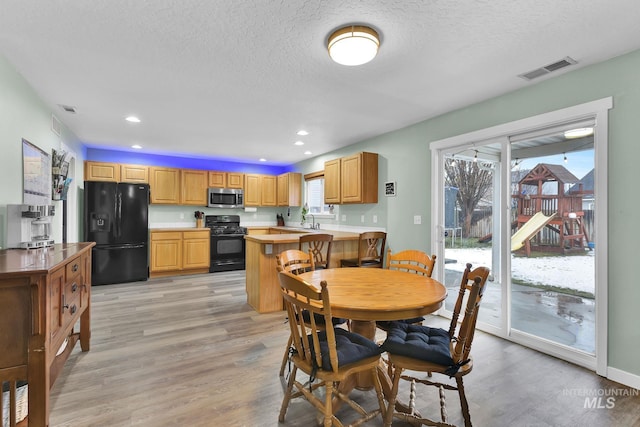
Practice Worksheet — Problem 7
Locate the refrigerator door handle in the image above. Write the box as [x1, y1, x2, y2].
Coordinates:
[116, 191, 122, 238]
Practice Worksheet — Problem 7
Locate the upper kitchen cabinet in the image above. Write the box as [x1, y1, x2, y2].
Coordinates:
[244, 174, 277, 207]
[120, 164, 149, 183]
[208, 171, 245, 189]
[342, 152, 378, 203]
[324, 158, 341, 204]
[85, 161, 120, 182]
[227, 172, 244, 189]
[277, 172, 302, 207]
[324, 152, 378, 204]
[244, 174, 261, 206]
[181, 169, 208, 206]
[149, 167, 181, 204]
[261, 175, 277, 207]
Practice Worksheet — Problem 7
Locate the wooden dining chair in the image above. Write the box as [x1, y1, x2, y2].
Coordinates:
[340, 231, 387, 268]
[276, 249, 346, 376]
[277, 271, 386, 426]
[299, 233, 333, 269]
[381, 263, 490, 427]
[376, 249, 437, 332]
[276, 249, 315, 275]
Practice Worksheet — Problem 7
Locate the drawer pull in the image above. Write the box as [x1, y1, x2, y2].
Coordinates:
[70, 305, 77, 315]
[71, 283, 78, 293]
[62, 294, 69, 311]
[72, 264, 79, 272]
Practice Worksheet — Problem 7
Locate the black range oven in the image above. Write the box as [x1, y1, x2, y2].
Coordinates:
[205, 214, 247, 273]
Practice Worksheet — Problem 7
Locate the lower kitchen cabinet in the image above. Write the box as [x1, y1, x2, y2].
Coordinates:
[150, 229, 210, 277]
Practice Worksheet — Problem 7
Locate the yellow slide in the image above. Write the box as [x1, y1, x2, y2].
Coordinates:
[511, 212, 555, 251]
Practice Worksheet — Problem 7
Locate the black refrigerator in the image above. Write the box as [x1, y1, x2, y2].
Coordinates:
[84, 181, 149, 285]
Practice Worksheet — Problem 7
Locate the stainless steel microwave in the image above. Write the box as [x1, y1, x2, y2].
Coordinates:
[207, 188, 244, 208]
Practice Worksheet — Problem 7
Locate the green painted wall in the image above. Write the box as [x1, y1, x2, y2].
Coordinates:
[295, 48, 640, 379]
[0, 54, 85, 246]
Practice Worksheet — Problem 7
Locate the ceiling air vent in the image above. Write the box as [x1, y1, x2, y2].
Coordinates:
[58, 104, 77, 113]
[518, 56, 577, 81]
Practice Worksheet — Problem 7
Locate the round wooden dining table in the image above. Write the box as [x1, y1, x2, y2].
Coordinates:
[297, 267, 447, 339]
[297, 267, 448, 406]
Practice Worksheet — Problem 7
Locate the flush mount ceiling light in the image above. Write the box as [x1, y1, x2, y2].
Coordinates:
[125, 116, 141, 123]
[564, 127, 593, 139]
[327, 25, 380, 66]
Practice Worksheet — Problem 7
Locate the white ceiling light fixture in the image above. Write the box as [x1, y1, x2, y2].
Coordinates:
[131, 144, 142, 149]
[297, 130, 309, 136]
[328, 25, 380, 66]
[564, 127, 593, 139]
[125, 116, 141, 123]
[294, 141, 304, 146]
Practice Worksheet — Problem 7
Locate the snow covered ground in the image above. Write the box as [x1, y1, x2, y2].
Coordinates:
[445, 247, 595, 294]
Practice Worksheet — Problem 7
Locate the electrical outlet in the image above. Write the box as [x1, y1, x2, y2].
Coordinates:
[361, 215, 365, 223]
[373, 215, 378, 223]
[414, 215, 421, 225]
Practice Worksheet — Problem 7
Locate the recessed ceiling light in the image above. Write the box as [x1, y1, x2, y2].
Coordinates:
[125, 116, 141, 123]
[564, 127, 594, 138]
[259, 158, 267, 162]
[131, 144, 142, 149]
[297, 130, 309, 136]
[294, 141, 304, 146]
[304, 151, 312, 155]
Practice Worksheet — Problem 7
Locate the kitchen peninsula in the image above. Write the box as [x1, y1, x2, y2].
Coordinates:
[245, 227, 363, 313]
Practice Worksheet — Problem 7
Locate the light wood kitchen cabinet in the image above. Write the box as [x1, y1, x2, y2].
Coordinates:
[150, 229, 210, 277]
[227, 172, 244, 189]
[277, 172, 302, 206]
[85, 161, 120, 182]
[261, 175, 277, 206]
[181, 169, 208, 205]
[209, 171, 245, 189]
[324, 152, 378, 204]
[208, 171, 226, 188]
[149, 167, 181, 204]
[182, 230, 211, 269]
[120, 164, 149, 183]
[324, 158, 341, 204]
[244, 173, 261, 206]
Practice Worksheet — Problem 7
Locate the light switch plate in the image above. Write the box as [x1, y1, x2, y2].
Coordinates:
[414, 215, 421, 224]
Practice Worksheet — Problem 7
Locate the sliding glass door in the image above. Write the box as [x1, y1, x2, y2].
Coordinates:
[430, 99, 610, 373]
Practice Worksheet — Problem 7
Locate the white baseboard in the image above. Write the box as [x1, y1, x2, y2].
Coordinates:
[607, 366, 640, 390]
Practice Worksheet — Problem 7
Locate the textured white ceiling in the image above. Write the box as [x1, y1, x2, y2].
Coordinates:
[2, 1, 640, 165]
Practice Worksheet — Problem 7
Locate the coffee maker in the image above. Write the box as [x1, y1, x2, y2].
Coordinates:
[6, 204, 56, 249]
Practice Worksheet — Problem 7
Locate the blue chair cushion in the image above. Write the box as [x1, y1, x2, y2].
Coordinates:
[376, 317, 424, 330]
[381, 321, 454, 366]
[312, 328, 382, 371]
[301, 310, 347, 326]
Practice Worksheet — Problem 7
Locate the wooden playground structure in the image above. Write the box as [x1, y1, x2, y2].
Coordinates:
[512, 163, 591, 256]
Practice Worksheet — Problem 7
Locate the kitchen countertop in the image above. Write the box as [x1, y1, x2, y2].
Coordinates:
[149, 227, 209, 232]
[244, 227, 362, 243]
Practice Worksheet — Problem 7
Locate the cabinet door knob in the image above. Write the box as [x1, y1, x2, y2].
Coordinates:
[70, 305, 77, 315]
[72, 264, 79, 272]
[71, 283, 78, 293]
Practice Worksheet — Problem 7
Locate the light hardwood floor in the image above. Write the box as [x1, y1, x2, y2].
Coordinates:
[50, 271, 640, 427]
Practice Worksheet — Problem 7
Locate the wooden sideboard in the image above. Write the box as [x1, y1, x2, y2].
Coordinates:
[0, 242, 94, 427]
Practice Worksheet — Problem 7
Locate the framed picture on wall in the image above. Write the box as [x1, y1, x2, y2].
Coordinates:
[22, 138, 51, 205]
[385, 181, 396, 197]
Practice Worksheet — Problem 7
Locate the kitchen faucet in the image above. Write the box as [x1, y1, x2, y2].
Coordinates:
[309, 214, 316, 229]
